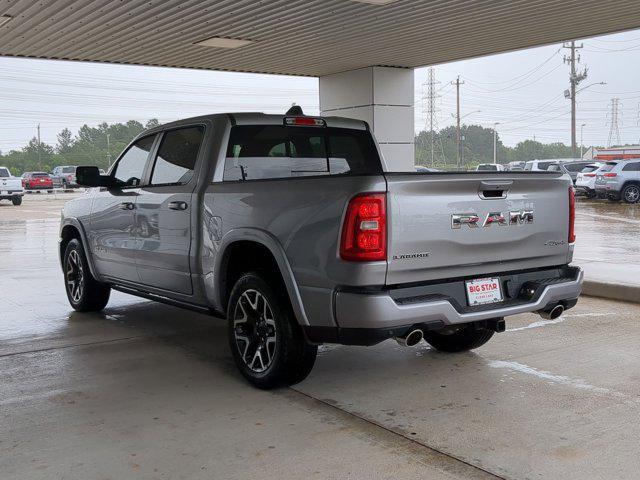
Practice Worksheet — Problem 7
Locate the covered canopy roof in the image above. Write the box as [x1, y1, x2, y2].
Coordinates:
[2, 0, 640, 77]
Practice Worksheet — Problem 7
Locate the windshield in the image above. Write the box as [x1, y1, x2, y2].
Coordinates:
[0, 168, 9, 178]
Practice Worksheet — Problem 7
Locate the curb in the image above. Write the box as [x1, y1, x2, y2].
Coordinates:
[581, 280, 640, 304]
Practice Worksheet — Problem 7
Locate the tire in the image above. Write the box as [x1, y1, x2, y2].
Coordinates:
[63, 238, 111, 312]
[11, 196, 22, 206]
[607, 195, 619, 202]
[423, 323, 495, 353]
[227, 272, 317, 389]
[622, 184, 640, 204]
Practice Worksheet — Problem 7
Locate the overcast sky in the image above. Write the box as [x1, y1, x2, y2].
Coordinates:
[2, 28, 640, 152]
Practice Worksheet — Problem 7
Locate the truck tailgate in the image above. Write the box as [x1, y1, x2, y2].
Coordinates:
[384, 173, 572, 285]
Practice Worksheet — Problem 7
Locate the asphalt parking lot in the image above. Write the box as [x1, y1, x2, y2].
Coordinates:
[2, 194, 639, 480]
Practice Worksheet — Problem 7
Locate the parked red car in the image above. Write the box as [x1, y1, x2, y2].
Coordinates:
[22, 172, 54, 191]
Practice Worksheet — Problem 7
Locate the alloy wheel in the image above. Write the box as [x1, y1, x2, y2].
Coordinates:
[624, 185, 640, 203]
[233, 289, 277, 373]
[65, 249, 84, 303]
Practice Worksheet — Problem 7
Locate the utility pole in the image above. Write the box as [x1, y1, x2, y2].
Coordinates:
[37, 123, 41, 170]
[451, 76, 464, 168]
[563, 41, 587, 157]
[607, 98, 621, 147]
[580, 123, 586, 159]
[493, 122, 500, 164]
[106, 133, 112, 167]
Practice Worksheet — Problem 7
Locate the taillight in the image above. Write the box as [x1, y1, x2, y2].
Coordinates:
[340, 193, 387, 261]
[604, 172, 617, 178]
[584, 173, 595, 177]
[568, 187, 576, 244]
[67, 174, 73, 181]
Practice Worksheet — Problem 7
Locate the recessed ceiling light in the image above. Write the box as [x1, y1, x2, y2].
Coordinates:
[351, 0, 398, 4]
[0, 15, 13, 27]
[194, 36, 253, 49]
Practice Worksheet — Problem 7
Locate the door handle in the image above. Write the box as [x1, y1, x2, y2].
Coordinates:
[120, 202, 135, 210]
[168, 201, 188, 211]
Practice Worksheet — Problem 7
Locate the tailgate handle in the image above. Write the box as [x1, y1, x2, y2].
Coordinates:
[479, 180, 512, 200]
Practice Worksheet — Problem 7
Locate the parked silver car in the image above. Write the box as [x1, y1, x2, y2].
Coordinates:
[594, 160, 640, 203]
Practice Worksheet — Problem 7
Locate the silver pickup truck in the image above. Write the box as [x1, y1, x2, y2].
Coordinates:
[60, 111, 583, 388]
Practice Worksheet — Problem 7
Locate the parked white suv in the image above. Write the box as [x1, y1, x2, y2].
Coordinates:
[575, 163, 605, 198]
[0, 166, 25, 206]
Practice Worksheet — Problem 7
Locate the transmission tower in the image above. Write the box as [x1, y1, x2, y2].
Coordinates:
[606, 98, 621, 147]
[421, 67, 446, 167]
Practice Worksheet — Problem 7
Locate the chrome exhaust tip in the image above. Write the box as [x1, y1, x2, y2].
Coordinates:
[538, 304, 565, 320]
[395, 329, 424, 347]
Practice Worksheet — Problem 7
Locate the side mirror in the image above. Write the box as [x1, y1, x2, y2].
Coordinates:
[76, 166, 112, 187]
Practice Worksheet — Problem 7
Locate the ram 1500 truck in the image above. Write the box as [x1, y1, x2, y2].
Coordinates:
[0, 166, 25, 205]
[60, 111, 583, 389]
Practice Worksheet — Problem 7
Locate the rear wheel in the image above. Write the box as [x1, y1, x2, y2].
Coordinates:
[622, 184, 640, 204]
[63, 238, 111, 312]
[11, 196, 22, 206]
[423, 324, 495, 353]
[227, 272, 317, 389]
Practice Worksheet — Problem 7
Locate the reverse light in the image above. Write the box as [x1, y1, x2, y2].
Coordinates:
[340, 193, 387, 261]
[568, 187, 576, 244]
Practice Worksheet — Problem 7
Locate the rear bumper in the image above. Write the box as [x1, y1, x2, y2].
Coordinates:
[308, 266, 582, 345]
[0, 190, 24, 198]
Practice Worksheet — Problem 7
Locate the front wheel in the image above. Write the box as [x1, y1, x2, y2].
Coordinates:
[63, 238, 111, 312]
[12, 196, 22, 206]
[227, 272, 317, 389]
[622, 184, 640, 204]
[423, 324, 495, 353]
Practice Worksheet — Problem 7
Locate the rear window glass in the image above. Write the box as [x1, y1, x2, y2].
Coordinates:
[599, 163, 617, 173]
[537, 161, 554, 170]
[0, 168, 9, 178]
[33, 172, 49, 177]
[581, 165, 599, 173]
[563, 163, 587, 172]
[61, 167, 76, 174]
[151, 126, 204, 185]
[223, 125, 381, 181]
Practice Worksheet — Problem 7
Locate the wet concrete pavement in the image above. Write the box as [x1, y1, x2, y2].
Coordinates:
[2, 194, 640, 479]
[574, 197, 640, 287]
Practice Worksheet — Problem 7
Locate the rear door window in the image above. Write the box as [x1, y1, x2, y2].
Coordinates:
[113, 135, 156, 187]
[150, 126, 204, 186]
[223, 125, 381, 181]
[622, 162, 640, 172]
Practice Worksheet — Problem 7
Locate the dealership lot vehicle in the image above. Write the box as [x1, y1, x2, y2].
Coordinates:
[559, 160, 593, 184]
[595, 160, 640, 203]
[52, 165, 78, 189]
[22, 171, 54, 192]
[60, 111, 583, 389]
[0, 166, 25, 205]
[475, 163, 505, 171]
[575, 163, 605, 197]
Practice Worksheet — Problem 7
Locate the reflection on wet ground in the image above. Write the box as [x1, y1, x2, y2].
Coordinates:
[574, 198, 640, 286]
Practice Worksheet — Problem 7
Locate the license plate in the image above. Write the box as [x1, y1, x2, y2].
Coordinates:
[465, 277, 503, 306]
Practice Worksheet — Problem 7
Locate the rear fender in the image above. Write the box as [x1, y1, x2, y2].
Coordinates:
[212, 228, 310, 326]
